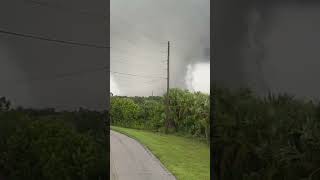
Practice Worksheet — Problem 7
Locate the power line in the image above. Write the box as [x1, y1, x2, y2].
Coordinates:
[110, 71, 167, 79]
[110, 52, 168, 67]
[114, 76, 165, 83]
[4, 66, 109, 85]
[2, 65, 166, 85]
[111, 59, 167, 68]
[111, 58, 167, 67]
[114, 79, 165, 86]
[0, 29, 109, 49]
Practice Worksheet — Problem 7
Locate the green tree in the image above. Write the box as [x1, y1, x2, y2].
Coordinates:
[110, 97, 141, 128]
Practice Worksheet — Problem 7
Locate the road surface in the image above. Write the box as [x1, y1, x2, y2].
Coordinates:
[110, 130, 176, 180]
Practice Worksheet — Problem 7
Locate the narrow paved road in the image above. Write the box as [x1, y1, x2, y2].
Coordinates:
[110, 130, 176, 180]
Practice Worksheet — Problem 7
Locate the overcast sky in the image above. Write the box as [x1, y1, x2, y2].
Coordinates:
[212, 1, 320, 101]
[110, 0, 210, 96]
[0, 0, 108, 110]
[0, 0, 210, 110]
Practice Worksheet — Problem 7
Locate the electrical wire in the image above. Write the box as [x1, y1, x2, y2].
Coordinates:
[2, 65, 167, 85]
[112, 74, 164, 82]
[115, 80, 165, 87]
[4, 66, 109, 85]
[0, 0, 175, 96]
[0, 29, 109, 49]
[111, 59, 167, 68]
[112, 76, 165, 84]
[110, 71, 166, 79]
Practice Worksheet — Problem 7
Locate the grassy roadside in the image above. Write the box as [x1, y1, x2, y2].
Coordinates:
[111, 126, 210, 180]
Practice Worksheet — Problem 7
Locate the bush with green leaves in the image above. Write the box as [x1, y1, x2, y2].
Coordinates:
[1, 120, 99, 179]
[0, 98, 107, 180]
[166, 88, 210, 140]
[212, 86, 320, 180]
[110, 89, 210, 141]
[139, 99, 165, 130]
[110, 97, 142, 128]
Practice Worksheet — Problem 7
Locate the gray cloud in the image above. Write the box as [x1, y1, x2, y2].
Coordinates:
[213, 0, 320, 101]
[111, 0, 210, 96]
[0, 0, 108, 110]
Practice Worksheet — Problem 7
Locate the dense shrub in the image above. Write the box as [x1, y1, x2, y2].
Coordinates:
[0, 98, 107, 180]
[110, 97, 141, 128]
[139, 99, 165, 130]
[110, 88, 210, 141]
[167, 89, 210, 140]
[212, 86, 320, 180]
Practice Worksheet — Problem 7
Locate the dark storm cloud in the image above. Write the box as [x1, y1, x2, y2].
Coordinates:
[0, 0, 109, 110]
[111, 0, 210, 96]
[213, 0, 320, 100]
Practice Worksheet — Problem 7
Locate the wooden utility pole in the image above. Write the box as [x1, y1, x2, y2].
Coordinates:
[165, 41, 170, 132]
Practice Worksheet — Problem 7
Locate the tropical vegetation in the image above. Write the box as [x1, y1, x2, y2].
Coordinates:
[0, 97, 108, 180]
[110, 88, 210, 142]
[111, 85, 320, 179]
[212, 85, 320, 180]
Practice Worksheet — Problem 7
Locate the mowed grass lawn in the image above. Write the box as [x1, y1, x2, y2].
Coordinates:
[111, 126, 210, 180]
